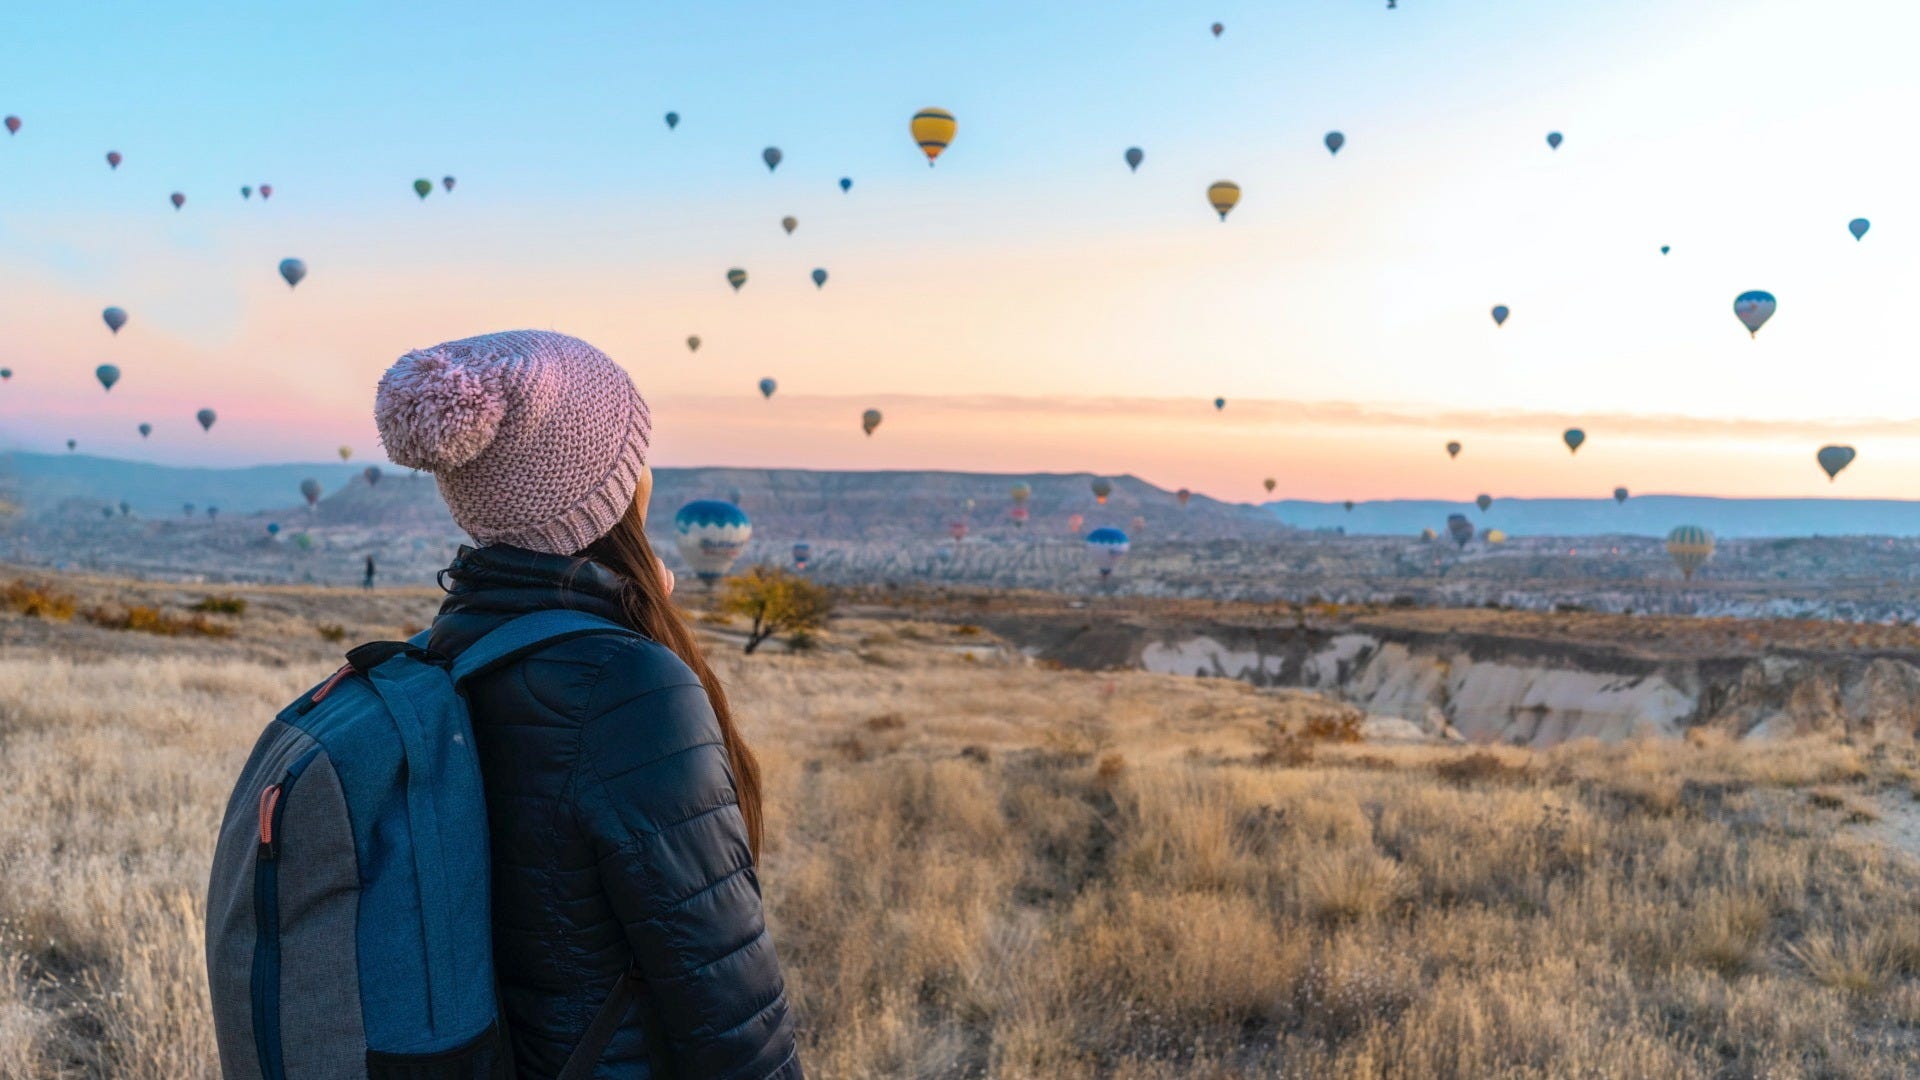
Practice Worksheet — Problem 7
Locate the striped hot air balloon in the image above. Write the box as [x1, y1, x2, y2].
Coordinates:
[1086, 527, 1130, 577]
[674, 500, 752, 587]
[1666, 526, 1714, 581]
[910, 108, 956, 165]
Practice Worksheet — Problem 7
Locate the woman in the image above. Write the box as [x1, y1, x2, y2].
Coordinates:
[375, 330, 802, 1079]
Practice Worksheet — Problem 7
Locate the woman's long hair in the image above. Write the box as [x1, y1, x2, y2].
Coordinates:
[580, 500, 764, 859]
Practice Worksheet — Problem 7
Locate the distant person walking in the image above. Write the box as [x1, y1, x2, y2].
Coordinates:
[371, 331, 802, 1078]
[362, 554, 376, 590]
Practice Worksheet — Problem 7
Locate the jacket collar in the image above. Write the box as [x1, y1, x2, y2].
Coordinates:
[430, 544, 630, 657]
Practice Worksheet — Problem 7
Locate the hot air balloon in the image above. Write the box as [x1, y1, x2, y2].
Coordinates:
[1009, 506, 1029, 527]
[267, 522, 281, 536]
[259, 184, 273, 199]
[196, 408, 216, 431]
[1086, 527, 1130, 577]
[103, 307, 127, 334]
[119, 500, 130, 516]
[759, 378, 777, 399]
[910, 108, 956, 165]
[297, 478, 322, 507]
[1324, 131, 1345, 155]
[1446, 441, 1462, 459]
[1125, 147, 1144, 172]
[1846, 217, 1869, 241]
[1091, 478, 1112, 504]
[294, 533, 313, 551]
[338, 446, 352, 461]
[278, 258, 307, 288]
[1, 369, 11, 380]
[839, 177, 852, 192]
[1210, 22, 1224, 37]
[3, 116, 18, 135]
[1067, 513, 1085, 534]
[727, 268, 748, 291]
[182, 503, 196, 517]
[1475, 494, 1492, 513]
[791, 542, 811, 570]
[1614, 487, 1629, 504]
[664, 112, 679, 130]
[1207, 181, 1240, 221]
[66, 439, 76, 452]
[1176, 489, 1192, 508]
[1546, 132, 1563, 150]
[170, 192, 186, 210]
[106, 151, 122, 169]
[442, 176, 456, 193]
[1446, 513, 1474, 548]
[686, 336, 701, 352]
[138, 423, 151, 438]
[762, 147, 782, 172]
[1486, 530, 1508, 545]
[1733, 291, 1775, 337]
[1263, 477, 1277, 494]
[781, 216, 797, 235]
[1666, 526, 1714, 581]
[811, 268, 828, 289]
[1213, 397, 1226, 411]
[1011, 482, 1031, 505]
[1421, 528, 1438, 542]
[241, 186, 252, 199]
[1563, 428, 1586, 454]
[95, 364, 120, 392]
[949, 520, 969, 542]
[674, 500, 752, 587]
[207, 506, 218, 520]
[364, 466, 382, 487]
[413, 178, 432, 199]
[1660, 245, 1670, 255]
[862, 409, 882, 436]
[1343, 500, 1355, 513]
[1817, 445, 1857, 481]
[1491, 305, 1509, 327]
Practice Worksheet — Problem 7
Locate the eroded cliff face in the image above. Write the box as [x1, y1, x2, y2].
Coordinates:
[987, 611, 1920, 747]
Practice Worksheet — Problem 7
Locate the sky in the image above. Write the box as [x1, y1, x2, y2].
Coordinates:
[2, 0, 1917, 503]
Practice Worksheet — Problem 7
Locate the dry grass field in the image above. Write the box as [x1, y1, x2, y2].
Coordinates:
[6, 571, 1920, 1077]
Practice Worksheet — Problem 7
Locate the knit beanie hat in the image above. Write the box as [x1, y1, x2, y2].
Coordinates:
[374, 330, 650, 554]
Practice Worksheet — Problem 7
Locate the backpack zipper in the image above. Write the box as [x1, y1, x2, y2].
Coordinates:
[251, 747, 321, 1080]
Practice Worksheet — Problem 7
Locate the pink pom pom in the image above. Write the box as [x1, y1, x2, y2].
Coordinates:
[374, 347, 508, 470]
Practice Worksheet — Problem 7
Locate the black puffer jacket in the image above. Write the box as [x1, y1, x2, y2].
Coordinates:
[430, 545, 802, 1080]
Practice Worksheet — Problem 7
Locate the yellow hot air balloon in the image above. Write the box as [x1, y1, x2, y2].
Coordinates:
[911, 108, 956, 166]
[1207, 180, 1240, 221]
[338, 445, 352, 462]
[1485, 529, 1508, 545]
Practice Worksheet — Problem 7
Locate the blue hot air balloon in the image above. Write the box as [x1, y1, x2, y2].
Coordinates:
[96, 364, 121, 391]
[267, 522, 281, 536]
[1817, 444, 1856, 481]
[279, 258, 307, 288]
[839, 177, 852, 192]
[1491, 305, 1510, 326]
[1324, 131, 1345, 155]
[1213, 397, 1226, 411]
[792, 542, 811, 570]
[1849, 218, 1870, 241]
[762, 147, 782, 172]
[1660, 245, 1670, 255]
[811, 268, 828, 289]
[1086, 527, 1130, 577]
[138, 422, 151, 438]
[1125, 147, 1144, 172]
[1733, 291, 1776, 337]
[665, 112, 679, 130]
[758, 378, 777, 399]
[1546, 131, 1563, 150]
[674, 500, 752, 587]
[1563, 428, 1586, 454]
[1446, 513, 1474, 549]
[103, 307, 128, 334]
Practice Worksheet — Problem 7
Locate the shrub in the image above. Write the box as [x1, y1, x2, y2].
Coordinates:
[316, 623, 348, 643]
[3, 580, 78, 620]
[83, 605, 233, 637]
[190, 595, 248, 615]
[1435, 750, 1528, 787]
[720, 566, 834, 654]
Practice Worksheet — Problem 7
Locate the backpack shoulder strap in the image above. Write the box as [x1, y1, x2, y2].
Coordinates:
[556, 968, 642, 1080]
[450, 609, 635, 687]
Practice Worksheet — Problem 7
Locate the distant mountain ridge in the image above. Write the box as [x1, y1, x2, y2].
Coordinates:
[1270, 497, 1920, 539]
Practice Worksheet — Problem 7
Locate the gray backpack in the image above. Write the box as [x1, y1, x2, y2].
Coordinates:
[206, 610, 638, 1079]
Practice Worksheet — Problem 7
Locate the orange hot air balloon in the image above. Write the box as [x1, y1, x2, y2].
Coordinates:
[910, 108, 956, 166]
[1067, 513, 1084, 534]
